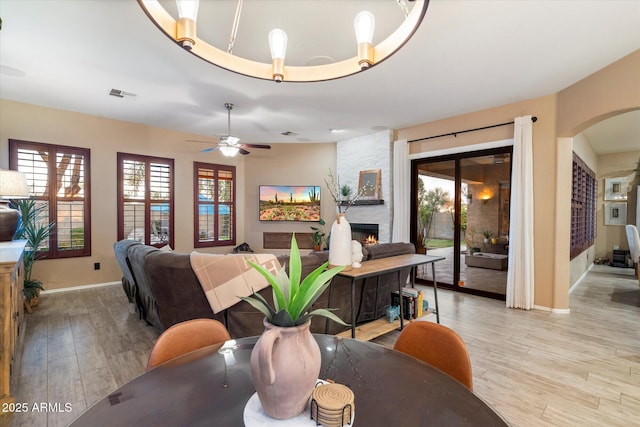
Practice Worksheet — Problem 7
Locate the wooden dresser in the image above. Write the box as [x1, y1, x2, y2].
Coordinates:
[0, 240, 26, 407]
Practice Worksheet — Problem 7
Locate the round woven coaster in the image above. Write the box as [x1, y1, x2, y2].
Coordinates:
[311, 383, 354, 426]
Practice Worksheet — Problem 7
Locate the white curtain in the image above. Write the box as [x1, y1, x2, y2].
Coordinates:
[392, 139, 410, 243]
[506, 115, 535, 309]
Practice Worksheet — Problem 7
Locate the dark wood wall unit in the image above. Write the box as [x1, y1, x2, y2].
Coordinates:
[263, 232, 314, 249]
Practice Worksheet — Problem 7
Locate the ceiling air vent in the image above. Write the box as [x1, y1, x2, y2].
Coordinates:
[281, 131, 298, 136]
[109, 88, 136, 99]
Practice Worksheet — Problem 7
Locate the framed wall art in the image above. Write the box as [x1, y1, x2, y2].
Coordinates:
[604, 202, 627, 226]
[604, 177, 627, 201]
[259, 185, 320, 221]
[358, 169, 381, 200]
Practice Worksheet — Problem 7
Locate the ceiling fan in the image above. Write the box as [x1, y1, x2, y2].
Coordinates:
[189, 103, 271, 156]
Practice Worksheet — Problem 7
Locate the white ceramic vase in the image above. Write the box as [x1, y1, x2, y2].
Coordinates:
[328, 213, 352, 267]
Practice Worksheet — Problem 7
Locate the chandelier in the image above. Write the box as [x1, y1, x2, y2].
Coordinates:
[138, 0, 428, 82]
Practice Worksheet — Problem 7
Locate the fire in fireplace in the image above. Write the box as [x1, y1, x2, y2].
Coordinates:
[351, 223, 379, 246]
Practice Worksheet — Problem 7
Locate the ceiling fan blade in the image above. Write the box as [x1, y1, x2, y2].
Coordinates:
[200, 146, 220, 153]
[240, 143, 271, 150]
[187, 139, 217, 144]
[238, 148, 250, 155]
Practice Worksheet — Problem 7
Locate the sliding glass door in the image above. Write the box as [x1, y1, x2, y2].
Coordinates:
[412, 147, 512, 299]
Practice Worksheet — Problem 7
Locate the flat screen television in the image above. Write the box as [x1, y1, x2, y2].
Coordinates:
[259, 185, 321, 222]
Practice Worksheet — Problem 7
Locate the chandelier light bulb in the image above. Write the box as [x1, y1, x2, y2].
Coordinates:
[139, 0, 428, 82]
[176, 0, 199, 21]
[268, 29, 288, 60]
[175, 0, 200, 49]
[268, 28, 288, 82]
[354, 11, 375, 44]
[354, 11, 375, 69]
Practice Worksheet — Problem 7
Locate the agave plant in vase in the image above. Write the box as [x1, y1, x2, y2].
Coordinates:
[241, 234, 346, 420]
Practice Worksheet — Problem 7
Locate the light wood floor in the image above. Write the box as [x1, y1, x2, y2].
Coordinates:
[5, 265, 640, 427]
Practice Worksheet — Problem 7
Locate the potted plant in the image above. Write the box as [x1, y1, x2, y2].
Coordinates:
[310, 218, 325, 251]
[241, 234, 346, 419]
[13, 198, 55, 312]
[482, 229, 494, 244]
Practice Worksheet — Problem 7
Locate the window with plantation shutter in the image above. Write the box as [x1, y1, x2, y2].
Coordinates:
[194, 162, 236, 247]
[9, 139, 91, 258]
[570, 153, 597, 259]
[118, 153, 174, 248]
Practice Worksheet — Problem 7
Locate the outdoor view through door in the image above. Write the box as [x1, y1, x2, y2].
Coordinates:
[412, 147, 512, 299]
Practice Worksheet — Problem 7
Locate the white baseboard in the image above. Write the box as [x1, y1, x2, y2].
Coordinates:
[532, 304, 571, 314]
[42, 281, 120, 294]
[569, 262, 594, 294]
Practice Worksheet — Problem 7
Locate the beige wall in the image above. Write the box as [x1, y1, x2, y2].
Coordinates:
[399, 95, 561, 309]
[595, 151, 640, 259]
[557, 50, 640, 137]
[398, 50, 640, 311]
[3, 50, 638, 300]
[243, 143, 337, 256]
[0, 100, 336, 289]
[0, 99, 248, 290]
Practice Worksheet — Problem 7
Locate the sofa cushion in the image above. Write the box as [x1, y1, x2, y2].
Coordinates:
[113, 240, 141, 305]
[127, 244, 162, 330]
[144, 251, 223, 332]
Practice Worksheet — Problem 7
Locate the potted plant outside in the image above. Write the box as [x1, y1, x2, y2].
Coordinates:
[241, 234, 347, 419]
[482, 230, 494, 244]
[13, 198, 55, 312]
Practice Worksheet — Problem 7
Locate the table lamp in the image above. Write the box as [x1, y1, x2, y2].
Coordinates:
[0, 169, 29, 241]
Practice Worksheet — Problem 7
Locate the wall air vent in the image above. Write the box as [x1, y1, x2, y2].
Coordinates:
[109, 88, 137, 99]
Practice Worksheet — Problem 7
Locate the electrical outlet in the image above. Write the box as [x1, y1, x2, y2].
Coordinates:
[94, 262, 100, 270]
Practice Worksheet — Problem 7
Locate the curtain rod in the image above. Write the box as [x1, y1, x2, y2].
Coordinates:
[408, 116, 537, 143]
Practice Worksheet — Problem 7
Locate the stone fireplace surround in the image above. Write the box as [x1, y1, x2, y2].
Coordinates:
[336, 130, 394, 244]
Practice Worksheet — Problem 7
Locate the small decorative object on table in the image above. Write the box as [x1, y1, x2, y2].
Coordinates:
[241, 235, 347, 420]
[386, 305, 400, 323]
[351, 240, 363, 268]
[310, 382, 355, 427]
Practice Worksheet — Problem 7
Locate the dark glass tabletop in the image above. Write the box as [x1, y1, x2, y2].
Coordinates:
[69, 334, 508, 426]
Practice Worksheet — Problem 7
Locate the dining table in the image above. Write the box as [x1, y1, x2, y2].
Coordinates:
[69, 334, 509, 426]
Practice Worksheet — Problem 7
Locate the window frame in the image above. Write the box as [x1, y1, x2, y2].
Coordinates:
[9, 139, 92, 258]
[193, 162, 236, 248]
[117, 153, 175, 248]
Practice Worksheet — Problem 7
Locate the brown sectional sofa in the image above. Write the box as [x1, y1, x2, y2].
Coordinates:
[114, 240, 415, 338]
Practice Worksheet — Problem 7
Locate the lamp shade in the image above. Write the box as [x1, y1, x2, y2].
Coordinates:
[0, 169, 29, 199]
[0, 169, 29, 241]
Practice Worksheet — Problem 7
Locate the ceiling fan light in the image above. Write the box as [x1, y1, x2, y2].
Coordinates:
[220, 146, 240, 157]
[355, 11, 375, 69]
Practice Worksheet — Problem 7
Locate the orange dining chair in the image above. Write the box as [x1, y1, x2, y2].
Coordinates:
[146, 318, 231, 370]
[393, 321, 473, 390]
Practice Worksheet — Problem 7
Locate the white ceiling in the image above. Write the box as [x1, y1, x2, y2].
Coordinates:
[0, 0, 639, 151]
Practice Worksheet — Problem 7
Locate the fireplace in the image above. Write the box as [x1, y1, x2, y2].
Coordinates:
[351, 223, 379, 246]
